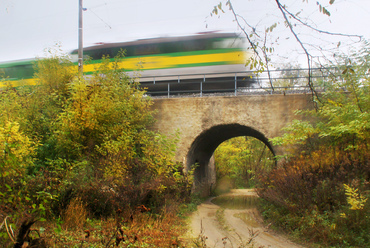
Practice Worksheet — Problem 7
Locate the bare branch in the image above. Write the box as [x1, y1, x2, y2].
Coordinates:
[275, 0, 320, 106]
[235, 14, 261, 38]
[262, 32, 274, 90]
[226, 1, 261, 59]
[227, 0, 275, 90]
[279, 4, 362, 40]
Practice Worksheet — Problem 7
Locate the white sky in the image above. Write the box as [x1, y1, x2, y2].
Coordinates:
[1, 0, 369, 66]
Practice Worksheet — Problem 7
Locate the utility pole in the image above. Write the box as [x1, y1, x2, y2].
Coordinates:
[78, 0, 83, 76]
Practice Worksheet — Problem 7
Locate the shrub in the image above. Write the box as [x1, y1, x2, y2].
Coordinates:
[0, 51, 193, 223]
[259, 44, 370, 247]
[62, 197, 88, 230]
[257, 146, 370, 246]
[214, 136, 275, 190]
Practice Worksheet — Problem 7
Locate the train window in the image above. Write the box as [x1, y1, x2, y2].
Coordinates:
[86, 48, 115, 60]
[19, 64, 34, 78]
[0, 68, 5, 77]
[160, 42, 182, 54]
[212, 38, 244, 49]
[182, 39, 207, 52]
[1, 63, 34, 79]
[110, 48, 120, 57]
[85, 49, 102, 60]
[74, 35, 243, 60]
[121, 46, 135, 57]
[85, 45, 145, 59]
[134, 44, 160, 56]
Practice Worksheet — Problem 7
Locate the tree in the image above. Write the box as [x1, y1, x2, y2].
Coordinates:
[214, 136, 274, 191]
[212, 0, 363, 105]
[256, 43, 370, 247]
[0, 52, 191, 220]
[271, 42, 370, 151]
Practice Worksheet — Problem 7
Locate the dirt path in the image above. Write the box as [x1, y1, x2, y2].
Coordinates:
[186, 189, 305, 248]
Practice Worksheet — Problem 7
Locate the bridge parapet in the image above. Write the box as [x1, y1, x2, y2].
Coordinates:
[142, 67, 339, 98]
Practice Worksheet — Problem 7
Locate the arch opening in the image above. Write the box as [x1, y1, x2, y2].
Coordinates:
[186, 123, 276, 195]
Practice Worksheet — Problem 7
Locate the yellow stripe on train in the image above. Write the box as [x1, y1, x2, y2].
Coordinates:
[0, 78, 38, 88]
[83, 51, 246, 73]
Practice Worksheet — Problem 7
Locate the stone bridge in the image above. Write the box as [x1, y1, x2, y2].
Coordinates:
[150, 94, 312, 195]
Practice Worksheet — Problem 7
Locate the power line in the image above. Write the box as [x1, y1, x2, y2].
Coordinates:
[87, 8, 112, 29]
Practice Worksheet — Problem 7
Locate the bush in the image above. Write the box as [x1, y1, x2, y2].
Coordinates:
[62, 197, 88, 230]
[257, 145, 370, 246]
[0, 52, 193, 223]
[259, 43, 370, 247]
[214, 136, 275, 190]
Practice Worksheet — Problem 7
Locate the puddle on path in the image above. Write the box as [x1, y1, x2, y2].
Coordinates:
[234, 211, 260, 228]
[211, 194, 259, 210]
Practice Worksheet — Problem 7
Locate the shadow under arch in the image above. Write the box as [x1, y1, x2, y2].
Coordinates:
[186, 123, 276, 194]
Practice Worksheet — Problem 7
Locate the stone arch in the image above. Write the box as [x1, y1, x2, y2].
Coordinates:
[185, 123, 275, 195]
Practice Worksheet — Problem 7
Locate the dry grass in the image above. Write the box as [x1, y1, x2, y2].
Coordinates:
[31, 207, 188, 247]
[62, 197, 88, 230]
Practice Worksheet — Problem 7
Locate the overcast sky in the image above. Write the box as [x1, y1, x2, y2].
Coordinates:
[1, 0, 369, 65]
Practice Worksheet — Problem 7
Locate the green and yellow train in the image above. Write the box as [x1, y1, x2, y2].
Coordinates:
[0, 33, 255, 95]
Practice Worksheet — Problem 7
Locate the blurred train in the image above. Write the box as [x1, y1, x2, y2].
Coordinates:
[0, 33, 255, 95]
[0, 59, 36, 87]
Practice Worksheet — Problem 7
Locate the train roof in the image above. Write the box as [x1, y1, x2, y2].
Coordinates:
[71, 32, 242, 54]
[0, 58, 36, 67]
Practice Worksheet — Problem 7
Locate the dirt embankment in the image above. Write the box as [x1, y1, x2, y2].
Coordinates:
[186, 189, 305, 248]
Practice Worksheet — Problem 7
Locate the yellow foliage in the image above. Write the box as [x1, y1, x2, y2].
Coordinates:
[0, 121, 35, 178]
[343, 184, 368, 210]
[0, 122, 32, 158]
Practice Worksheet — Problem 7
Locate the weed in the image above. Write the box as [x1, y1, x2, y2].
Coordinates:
[62, 197, 88, 230]
[192, 220, 208, 248]
[216, 208, 231, 232]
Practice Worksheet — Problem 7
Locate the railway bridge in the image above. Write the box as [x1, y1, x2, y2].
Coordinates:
[150, 93, 313, 195]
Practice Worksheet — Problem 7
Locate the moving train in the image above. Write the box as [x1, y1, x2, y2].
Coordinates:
[0, 32, 255, 95]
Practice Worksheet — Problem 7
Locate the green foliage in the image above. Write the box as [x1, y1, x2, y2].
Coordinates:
[34, 53, 76, 95]
[272, 43, 370, 151]
[316, 1, 332, 16]
[259, 43, 370, 247]
[54, 54, 154, 163]
[214, 136, 274, 191]
[272, 119, 318, 146]
[0, 51, 192, 228]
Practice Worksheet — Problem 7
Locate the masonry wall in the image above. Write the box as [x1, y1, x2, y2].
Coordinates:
[150, 94, 312, 164]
